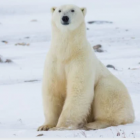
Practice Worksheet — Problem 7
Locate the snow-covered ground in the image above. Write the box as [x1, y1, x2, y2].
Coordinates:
[0, 0, 140, 138]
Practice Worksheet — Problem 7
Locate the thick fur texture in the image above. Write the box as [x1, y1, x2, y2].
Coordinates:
[38, 5, 135, 131]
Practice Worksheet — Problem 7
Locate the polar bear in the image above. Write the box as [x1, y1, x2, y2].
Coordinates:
[38, 5, 134, 131]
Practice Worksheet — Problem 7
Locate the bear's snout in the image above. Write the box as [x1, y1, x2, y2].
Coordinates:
[62, 16, 69, 25]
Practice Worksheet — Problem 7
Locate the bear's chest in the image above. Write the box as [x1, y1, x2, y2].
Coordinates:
[56, 61, 66, 81]
[54, 60, 67, 96]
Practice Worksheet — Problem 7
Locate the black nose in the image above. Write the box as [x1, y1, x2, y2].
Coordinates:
[62, 16, 69, 23]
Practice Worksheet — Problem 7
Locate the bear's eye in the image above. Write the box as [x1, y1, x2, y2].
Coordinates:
[59, 10, 61, 13]
[71, 9, 75, 12]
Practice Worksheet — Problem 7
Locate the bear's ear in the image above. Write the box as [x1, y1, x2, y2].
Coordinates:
[81, 7, 87, 16]
[51, 7, 57, 14]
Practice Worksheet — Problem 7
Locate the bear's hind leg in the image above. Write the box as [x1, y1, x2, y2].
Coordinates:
[86, 121, 111, 130]
[87, 75, 135, 130]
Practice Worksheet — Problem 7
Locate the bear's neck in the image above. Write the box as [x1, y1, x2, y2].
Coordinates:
[50, 22, 88, 61]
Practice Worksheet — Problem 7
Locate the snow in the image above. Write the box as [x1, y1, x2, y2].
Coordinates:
[0, 0, 140, 138]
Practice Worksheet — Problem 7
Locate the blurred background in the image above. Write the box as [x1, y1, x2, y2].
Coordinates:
[0, 0, 140, 138]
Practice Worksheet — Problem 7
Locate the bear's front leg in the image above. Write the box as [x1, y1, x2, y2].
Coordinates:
[56, 61, 94, 130]
[37, 88, 64, 131]
[38, 59, 64, 131]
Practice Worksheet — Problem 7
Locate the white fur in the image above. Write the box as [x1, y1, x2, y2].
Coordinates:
[38, 5, 135, 131]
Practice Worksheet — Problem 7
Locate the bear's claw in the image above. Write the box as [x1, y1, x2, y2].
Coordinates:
[37, 125, 54, 131]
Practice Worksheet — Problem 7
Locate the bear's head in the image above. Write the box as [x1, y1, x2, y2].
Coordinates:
[51, 5, 87, 31]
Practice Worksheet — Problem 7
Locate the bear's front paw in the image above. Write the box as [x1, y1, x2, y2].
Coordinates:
[37, 124, 54, 131]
